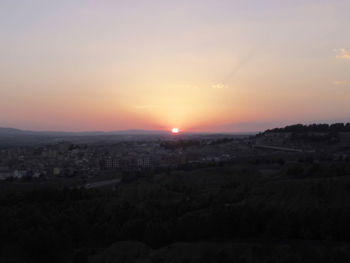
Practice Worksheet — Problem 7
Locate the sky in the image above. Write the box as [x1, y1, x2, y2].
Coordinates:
[0, 0, 349, 132]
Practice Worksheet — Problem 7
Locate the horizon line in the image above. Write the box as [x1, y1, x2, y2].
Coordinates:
[0, 126, 261, 135]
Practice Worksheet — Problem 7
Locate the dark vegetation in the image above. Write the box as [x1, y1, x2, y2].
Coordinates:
[2, 158, 350, 262]
[266, 123, 350, 133]
[260, 123, 350, 144]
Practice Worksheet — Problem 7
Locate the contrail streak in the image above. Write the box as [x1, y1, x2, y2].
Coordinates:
[222, 47, 256, 84]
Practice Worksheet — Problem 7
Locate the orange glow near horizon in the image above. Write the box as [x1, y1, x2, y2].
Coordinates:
[1, 1, 350, 132]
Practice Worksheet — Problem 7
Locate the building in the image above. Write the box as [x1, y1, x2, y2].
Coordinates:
[104, 158, 120, 169]
[137, 157, 152, 168]
[0, 166, 10, 180]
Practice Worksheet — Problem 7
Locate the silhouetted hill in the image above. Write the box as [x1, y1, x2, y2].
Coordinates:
[3, 164, 350, 262]
[265, 123, 350, 133]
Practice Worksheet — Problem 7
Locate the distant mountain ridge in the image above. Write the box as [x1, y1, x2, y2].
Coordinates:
[0, 127, 175, 146]
[0, 127, 26, 134]
[0, 127, 168, 136]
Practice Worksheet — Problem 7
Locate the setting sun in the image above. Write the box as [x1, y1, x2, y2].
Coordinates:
[171, 128, 179, 134]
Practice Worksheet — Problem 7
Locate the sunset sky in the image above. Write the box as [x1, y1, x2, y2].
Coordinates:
[1, 0, 349, 132]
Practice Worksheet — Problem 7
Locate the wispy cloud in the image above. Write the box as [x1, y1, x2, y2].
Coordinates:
[334, 48, 350, 59]
[212, 83, 228, 89]
[334, 80, 346, 85]
[333, 80, 347, 87]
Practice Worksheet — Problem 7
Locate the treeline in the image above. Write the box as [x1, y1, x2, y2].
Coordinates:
[2, 163, 350, 262]
[265, 123, 350, 133]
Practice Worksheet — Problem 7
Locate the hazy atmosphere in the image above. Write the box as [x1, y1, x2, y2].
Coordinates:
[2, 2, 350, 263]
[1, 0, 349, 132]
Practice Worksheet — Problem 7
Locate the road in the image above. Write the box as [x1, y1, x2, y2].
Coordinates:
[84, 178, 122, 189]
[253, 144, 303, 152]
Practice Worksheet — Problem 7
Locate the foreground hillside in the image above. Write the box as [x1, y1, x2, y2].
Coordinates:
[91, 240, 350, 263]
[1, 160, 350, 262]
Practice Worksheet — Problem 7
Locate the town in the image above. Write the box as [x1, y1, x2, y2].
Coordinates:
[1, 123, 350, 190]
[0, 134, 250, 184]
